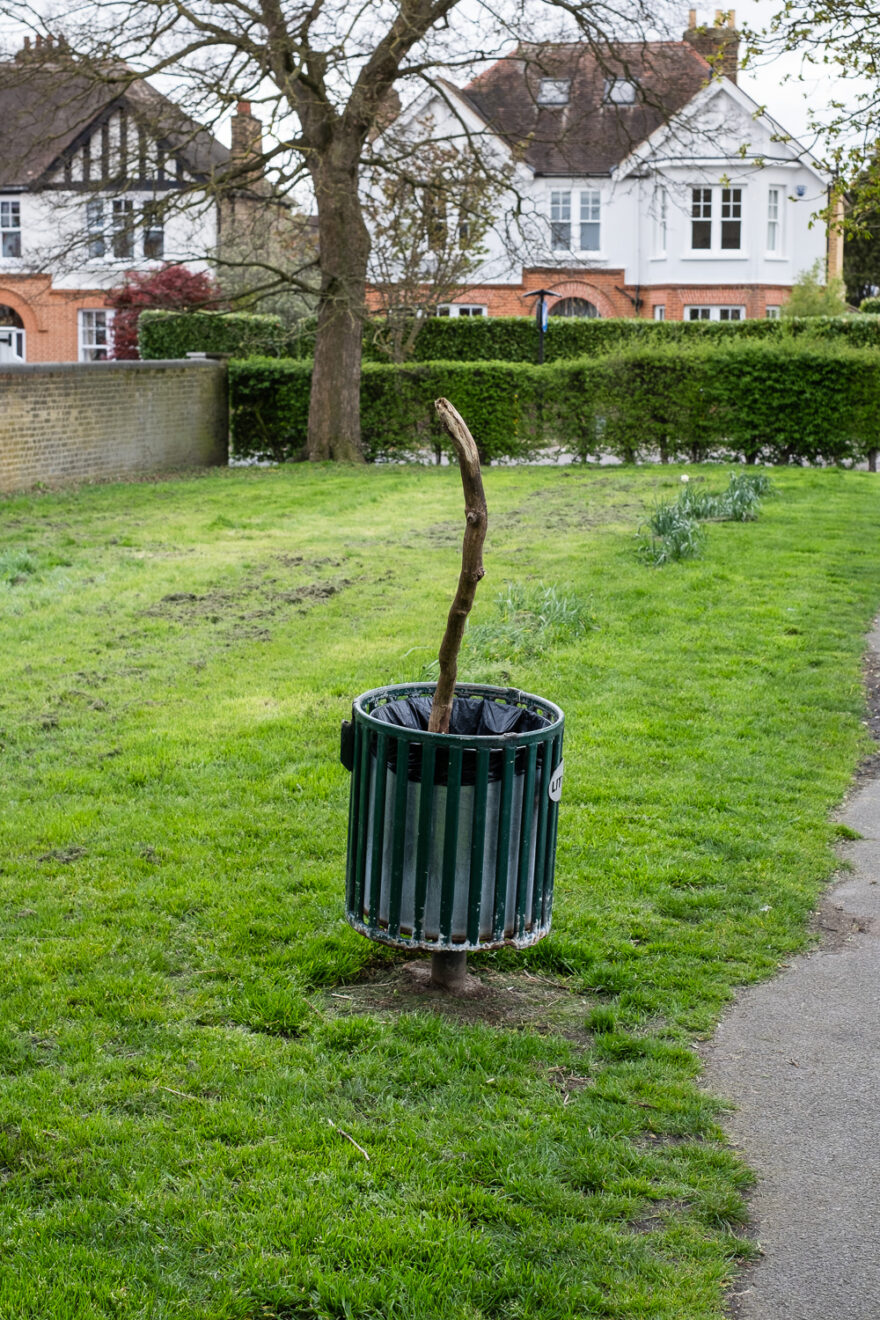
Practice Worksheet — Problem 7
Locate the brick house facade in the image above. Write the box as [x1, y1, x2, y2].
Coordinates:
[0, 39, 230, 363]
[367, 14, 834, 323]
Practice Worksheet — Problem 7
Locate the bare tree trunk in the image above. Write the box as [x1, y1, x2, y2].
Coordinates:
[307, 165, 371, 462]
[428, 399, 487, 734]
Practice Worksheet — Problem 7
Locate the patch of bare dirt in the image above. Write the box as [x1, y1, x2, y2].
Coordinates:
[144, 572, 352, 645]
[322, 962, 595, 1041]
[811, 896, 874, 952]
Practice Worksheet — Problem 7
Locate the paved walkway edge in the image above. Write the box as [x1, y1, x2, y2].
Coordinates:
[702, 621, 880, 1320]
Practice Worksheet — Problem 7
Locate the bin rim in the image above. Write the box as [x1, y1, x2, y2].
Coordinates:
[351, 681, 564, 749]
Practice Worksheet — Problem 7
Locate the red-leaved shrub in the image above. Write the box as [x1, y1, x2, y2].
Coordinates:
[107, 265, 223, 359]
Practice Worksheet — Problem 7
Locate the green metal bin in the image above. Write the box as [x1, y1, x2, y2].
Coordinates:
[341, 682, 564, 952]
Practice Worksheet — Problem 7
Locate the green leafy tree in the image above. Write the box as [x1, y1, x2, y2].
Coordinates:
[781, 261, 848, 318]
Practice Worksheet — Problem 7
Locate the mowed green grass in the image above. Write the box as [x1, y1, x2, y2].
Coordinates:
[0, 462, 878, 1319]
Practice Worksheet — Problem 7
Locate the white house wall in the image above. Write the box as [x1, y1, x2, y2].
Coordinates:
[370, 72, 831, 314]
[1, 188, 218, 290]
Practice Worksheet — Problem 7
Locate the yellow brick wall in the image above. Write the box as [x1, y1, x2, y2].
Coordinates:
[0, 361, 228, 493]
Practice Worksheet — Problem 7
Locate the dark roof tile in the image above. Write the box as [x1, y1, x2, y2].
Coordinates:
[462, 41, 712, 175]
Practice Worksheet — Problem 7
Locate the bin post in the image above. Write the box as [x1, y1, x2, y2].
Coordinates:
[430, 951, 468, 992]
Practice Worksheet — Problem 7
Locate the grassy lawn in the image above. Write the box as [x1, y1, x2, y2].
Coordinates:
[0, 461, 878, 1319]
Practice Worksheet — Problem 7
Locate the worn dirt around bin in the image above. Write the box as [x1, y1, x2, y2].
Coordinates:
[322, 962, 594, 1044]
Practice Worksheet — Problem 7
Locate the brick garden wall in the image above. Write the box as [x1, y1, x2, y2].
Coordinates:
[0, 360, 228, 494]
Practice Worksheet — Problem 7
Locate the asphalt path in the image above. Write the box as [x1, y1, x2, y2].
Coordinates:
[702, 624, 880, 1319]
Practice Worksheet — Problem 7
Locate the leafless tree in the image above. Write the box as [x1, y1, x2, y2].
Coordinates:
[2, 0, 685, 460]
[363, 126, 511, 362]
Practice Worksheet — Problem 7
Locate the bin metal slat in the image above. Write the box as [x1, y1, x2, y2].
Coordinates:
[439, 745, 463, 942]
[541, 735, 563, 928]
[387, 736, 409, 939]
[533, 740, 552, 926]
[368, 732, 389, 928]
[467, 748, 490, 946]
[493, 745, 517, 941]
[413, 743, 435, 943]
[352, 722, 371, 919]
[516, 741, 539, 938]
[344, 721, 359, 910]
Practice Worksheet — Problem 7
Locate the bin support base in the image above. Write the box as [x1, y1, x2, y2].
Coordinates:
[430, 951, 469, 992]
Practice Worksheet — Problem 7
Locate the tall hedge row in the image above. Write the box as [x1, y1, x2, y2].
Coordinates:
[405, 314, 880, 362]
[138, 309, 289, 359]
[141, 308, 880, 364]
[229, 342, 880, 466]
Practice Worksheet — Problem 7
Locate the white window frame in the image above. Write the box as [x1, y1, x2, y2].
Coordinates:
[86, 198, 106, 259]
[537, 79, 570, 105]
[766, 186, 783, 255]
[550, 190, 572, 250]
[604, 78, 636, 104]
[579, 189, 601, 251]
[685, 305, 746, 322]
[436, 304, 487, 318]
[0, 197, 22, 259]
[765, 305, 781, 320]
[78, 309, 115, 361]
[111, 198, 135, 260]
[142, 202, 165, 260]
[688, 185, 746, 256]
[653, 186, 668, 257]
[0, 325, 25, 359]
[653, 304, 666, 321]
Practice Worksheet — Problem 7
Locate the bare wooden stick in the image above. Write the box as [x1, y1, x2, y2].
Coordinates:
[327, 1119, 370, 1161]
[428, 399, 488, 735]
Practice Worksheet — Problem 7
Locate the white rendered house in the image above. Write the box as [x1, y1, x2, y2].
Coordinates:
[367, 14, 832, 321]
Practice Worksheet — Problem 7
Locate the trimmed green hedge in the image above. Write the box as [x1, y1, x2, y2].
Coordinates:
[143, 309, 880, 365]
[230, 342, 880, 466]
[138, 309, 289, 359]
[229, 358, 544, 463]
[402, 314, 880, 362]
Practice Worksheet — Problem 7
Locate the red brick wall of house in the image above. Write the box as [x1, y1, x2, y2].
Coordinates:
[0, 276, 112, 362]
[366, 269, 792, 321]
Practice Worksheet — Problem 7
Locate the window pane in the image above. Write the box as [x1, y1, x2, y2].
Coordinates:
[721, 187, 742, 250]
[1, 232, 21, 257]
[112, 199, 134, 260]
[654, 187, 667, 253]
[719, 307, 742, 320]
[580, 222, 600, 250]
[537, 79, 570, 104]
[86, 199, 105, 258]
[691, 187, 712, 248]
[692, 220, 711, 248]
[767, 187, 780, 251]
[721, 220, 741, 249]
[551, 191, 571, 221]
[144, 228, 164, 259]
[551, 221, 571, 248]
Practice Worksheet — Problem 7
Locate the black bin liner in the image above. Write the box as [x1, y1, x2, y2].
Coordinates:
[369, 694, 551, 784]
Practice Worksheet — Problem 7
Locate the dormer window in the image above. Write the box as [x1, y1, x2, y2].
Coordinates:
[604, 79, 637, 104]
[537, 79, 571, 105]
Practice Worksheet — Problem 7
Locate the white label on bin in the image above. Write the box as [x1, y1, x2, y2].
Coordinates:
[549, 761, 564, 801]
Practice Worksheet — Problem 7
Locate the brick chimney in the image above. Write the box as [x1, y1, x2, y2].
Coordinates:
[230, 101, 263, 164]
[683, 10, 739, 84]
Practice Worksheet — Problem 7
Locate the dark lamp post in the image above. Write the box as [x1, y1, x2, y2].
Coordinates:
[522, 288, 560, 364]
